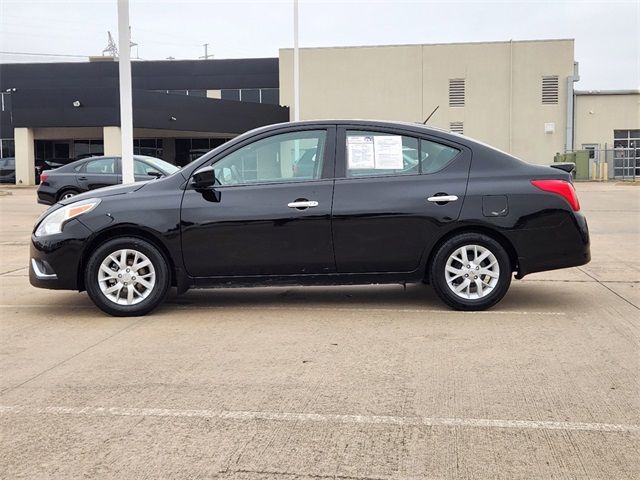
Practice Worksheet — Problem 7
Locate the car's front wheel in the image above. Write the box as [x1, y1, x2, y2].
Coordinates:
[85, 237, 170, 316]
[430, 233, 512, 311]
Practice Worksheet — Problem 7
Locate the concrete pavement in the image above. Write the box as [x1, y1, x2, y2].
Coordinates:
[0, 183, 638, 479]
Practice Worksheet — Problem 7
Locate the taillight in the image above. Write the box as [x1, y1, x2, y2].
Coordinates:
[531, 179, 580, 211]
[39, 173, 49, 183]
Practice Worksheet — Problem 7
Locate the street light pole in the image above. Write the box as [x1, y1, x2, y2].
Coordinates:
[293, 0, 300, 122]
[117, 0, 134, 184]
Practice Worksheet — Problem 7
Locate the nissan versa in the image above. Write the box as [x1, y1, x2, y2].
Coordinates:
[29, 121, 590, 316]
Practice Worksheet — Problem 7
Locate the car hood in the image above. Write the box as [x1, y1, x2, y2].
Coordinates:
[58, 181, 149, 206]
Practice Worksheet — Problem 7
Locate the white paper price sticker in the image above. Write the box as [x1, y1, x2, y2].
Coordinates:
[373, 135, 403, 169]
[347, 135, 404, 170]
[347, 136, 375, 169]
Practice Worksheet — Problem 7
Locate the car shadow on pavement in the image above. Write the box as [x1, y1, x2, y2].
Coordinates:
[158, 281, 577, 314]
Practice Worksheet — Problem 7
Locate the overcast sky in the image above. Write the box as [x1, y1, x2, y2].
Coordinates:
[0, 0, 638, 90]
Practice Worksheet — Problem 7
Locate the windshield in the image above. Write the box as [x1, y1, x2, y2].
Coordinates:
[136, 156, 180, 175]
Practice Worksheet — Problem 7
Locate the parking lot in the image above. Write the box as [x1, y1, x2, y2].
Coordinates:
[0, 183, 638, 479]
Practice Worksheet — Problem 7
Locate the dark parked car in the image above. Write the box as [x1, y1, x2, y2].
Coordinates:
[0, 157, 75, 185]
[0, 157, 15, 183]
[35, 158, 77, 184]
[36, 155, 180, 204]
[30, 120, 590, 316]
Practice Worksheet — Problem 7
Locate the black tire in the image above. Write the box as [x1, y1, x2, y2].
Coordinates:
[57, 188, 80, 202]
[430, 233, 512, 311]
[85, 237, 171, 316]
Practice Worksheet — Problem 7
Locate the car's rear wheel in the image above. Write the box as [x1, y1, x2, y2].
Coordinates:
[58, 189, 79, 201]
[430, 233, 512, 311]
[85, 237, 170, 316]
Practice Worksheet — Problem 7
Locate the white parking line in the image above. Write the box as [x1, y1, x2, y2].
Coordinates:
[0, 304, 566, 316]
[0, 405, 635, 433]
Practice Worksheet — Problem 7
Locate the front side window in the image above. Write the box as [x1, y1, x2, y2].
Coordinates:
[85, 158, 115, 174]
[212, 130, 326, 186]
[346, 131, 419, 178]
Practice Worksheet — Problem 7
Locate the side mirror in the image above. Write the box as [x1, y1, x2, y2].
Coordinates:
[148, 171, 163, 179]
[192, 166, 216, 189]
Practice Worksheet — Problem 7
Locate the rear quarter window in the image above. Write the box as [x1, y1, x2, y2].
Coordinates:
[420, 139, 460, 174]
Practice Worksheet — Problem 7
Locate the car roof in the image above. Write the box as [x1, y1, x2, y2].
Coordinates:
[247, 119, 469, 144]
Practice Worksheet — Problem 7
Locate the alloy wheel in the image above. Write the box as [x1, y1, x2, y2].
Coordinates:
[444, 244, 500, 300]
[97, 248, 156, 305]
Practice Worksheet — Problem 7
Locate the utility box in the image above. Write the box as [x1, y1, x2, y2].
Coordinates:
[553, 151, 590, 180]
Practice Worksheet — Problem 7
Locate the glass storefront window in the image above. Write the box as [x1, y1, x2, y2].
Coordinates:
[175, 137, 231, 166]
[0, 139, 15, 158]
[221, 89, 240, 101]
[73, 139, 104, 159]
[260, 88, 279, 105]
[134, 138, 163, 158]
[612, 130, 640, 178]
[241, 89, 260, 103]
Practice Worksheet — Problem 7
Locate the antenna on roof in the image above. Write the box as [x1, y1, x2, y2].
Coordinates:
[102, 31, 119, 57]
[423, 105, 439, 124]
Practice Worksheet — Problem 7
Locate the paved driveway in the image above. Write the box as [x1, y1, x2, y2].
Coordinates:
[0, 183, 638, 479]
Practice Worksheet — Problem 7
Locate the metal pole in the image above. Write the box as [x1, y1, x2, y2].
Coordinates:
[293, 0, 300, 122]
[118, 0, 134, 184]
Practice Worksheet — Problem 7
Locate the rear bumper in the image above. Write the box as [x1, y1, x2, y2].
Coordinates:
[36, 187, 57, 205]
[509, 211, 590, 279]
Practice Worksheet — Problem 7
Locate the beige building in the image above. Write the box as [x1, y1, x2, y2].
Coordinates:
[574, 91, 640, 177]
[280, 39, 638, 168]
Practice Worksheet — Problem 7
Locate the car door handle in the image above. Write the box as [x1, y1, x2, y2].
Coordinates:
[427, 195, 458, 203]
[78, 176, 87, 181]
[287, 200, 319, 209]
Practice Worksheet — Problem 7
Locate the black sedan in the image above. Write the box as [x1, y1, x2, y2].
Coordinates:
[29, 120, 590, 316]
[36, 155, 180, 205]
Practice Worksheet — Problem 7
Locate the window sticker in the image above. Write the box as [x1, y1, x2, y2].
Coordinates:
[373, 135, 403, 169]
[347, 134, 404, 170]
[347, 136, 375, 169]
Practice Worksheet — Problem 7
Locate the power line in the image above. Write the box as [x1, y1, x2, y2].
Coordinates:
[0, 50, 89, 58]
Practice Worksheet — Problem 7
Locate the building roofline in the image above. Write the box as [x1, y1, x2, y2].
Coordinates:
[279, 38, 575, 52]
[575, 89, 640, 96]
[0, 57, 278, 67]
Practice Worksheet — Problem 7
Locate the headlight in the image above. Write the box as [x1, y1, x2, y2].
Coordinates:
[34, 198, 101, 237]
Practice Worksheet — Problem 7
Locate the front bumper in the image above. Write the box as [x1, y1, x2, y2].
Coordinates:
[29, 218, 94, 291]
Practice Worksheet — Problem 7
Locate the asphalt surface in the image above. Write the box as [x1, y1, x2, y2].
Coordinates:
[0, 183, 638, 479]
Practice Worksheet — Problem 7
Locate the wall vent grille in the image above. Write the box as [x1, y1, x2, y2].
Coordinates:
[449, 78, 465, 107]
[542, 75, 559, 104]
[449, 122, 464, 134]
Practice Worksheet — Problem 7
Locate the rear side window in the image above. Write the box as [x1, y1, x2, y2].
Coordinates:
[420, 139, 459, 174]
[345, 131, 459, 177]
[346, 131, 419, 178]
[85, 158, 115, 174]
